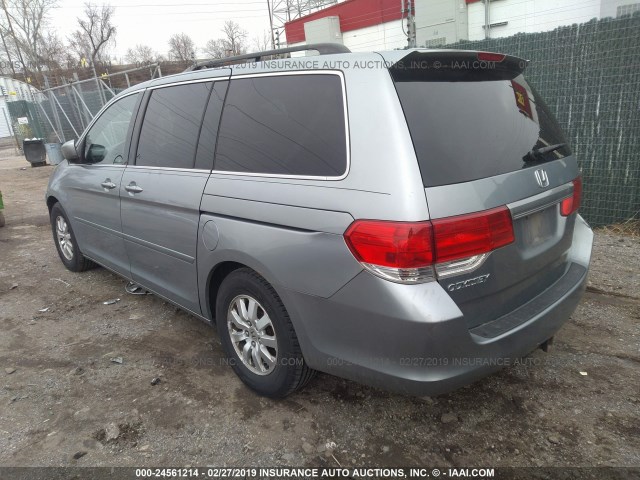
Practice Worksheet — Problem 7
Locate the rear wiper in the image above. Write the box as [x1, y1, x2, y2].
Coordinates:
[525, 143, 566, 163]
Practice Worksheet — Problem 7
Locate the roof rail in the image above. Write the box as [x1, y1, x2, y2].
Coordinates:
[185, 43, 351, 71]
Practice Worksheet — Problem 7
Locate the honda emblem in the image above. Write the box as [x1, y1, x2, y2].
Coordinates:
[534, 168, 549, 188]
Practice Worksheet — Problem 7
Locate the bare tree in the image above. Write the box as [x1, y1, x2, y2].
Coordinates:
[0, 29, 14, 75]
[36, 30, 65, 70]
[203, 20, 248, 60]
[68, 30, 90, 62]
[202, 38, 229, 59]
[2, 0, 57, 71]
[0, 27, 18, 74]
[221, 20, 247, 56]
[168, 33, 195, 64]
[69, 3, 116, 66]
[252, 30, 272, 52]
[125, 44, 156, 64]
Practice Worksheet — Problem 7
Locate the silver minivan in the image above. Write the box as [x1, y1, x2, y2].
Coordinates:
[46, 45, 593, 398]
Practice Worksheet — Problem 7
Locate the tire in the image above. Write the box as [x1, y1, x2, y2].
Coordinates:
[216, 268, 315, 398]
[50, 203, 95, 272]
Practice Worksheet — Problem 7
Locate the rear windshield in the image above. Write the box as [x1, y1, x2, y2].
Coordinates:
[393, 74, 571, 187]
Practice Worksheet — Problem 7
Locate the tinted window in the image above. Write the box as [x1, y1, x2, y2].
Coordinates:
[215, 75, 347, 177]
[136, 82, 212, 169]
[83, 93, 140, 165]
[394, 75, 571, 187]
[194, 81, 228, 171]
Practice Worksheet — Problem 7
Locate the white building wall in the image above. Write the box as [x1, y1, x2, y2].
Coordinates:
[341, 20, 409, 51]
[288, 0, 620, 52]
[414, 0, 469, 47]
[0, 97, 12, 138]
[289, 19, 409, 52]
[468, 0, 603, 41]
[600, 0, 640, 17]
[303, 16, 344, 44]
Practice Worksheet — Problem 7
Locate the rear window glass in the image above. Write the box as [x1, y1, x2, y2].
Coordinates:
[394, 75, 571, 187]
[215, 74, 347, 177]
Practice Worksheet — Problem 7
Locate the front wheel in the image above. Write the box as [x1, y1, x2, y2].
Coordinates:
[50, 203, 95, 272]
[216, 268, 315, 398]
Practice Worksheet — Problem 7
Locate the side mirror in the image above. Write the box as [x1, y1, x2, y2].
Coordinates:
[61, 140, 79, 162]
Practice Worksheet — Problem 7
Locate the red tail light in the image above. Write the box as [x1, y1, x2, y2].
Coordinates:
[560, 176, 582, 216]
[344, 221, 434, 269]
[344, 207, 515, 283]
[431, 206, 515, 263]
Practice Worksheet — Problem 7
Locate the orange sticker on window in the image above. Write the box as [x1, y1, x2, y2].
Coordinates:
[511, 80, 532, 118]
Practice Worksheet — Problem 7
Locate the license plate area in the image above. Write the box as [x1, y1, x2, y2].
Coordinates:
[521, 207, 555, 247]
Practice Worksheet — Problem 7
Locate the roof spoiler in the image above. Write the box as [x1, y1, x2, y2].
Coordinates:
[186, 43, 351, 72]
[389, 50, 529, 82]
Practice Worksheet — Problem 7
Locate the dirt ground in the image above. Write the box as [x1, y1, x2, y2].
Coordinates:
[0, 153, 638, 469]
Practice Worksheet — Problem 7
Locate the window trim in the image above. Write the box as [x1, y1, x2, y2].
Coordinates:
[74, 90, 143, 168]
[127, 77, 230, 172]
[131, 79, 221, 171]
[120, 166, 212, 174]
[76, 70, 350, 179]
[212, 70, 351, 181]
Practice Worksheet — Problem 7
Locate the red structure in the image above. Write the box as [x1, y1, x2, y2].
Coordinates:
[284, 0, 408, 44]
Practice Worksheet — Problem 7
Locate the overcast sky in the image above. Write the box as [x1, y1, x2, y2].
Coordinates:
[48, 0, 275, 61]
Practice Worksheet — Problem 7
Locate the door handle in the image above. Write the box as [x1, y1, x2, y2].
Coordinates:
[101, 179, 117, 190]
[125, 183, 143, 194]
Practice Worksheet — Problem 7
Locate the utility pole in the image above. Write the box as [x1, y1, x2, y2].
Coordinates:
[484, 0, 491, 39]
[403, 0, 417, 48]
[266, 0, 276, 49]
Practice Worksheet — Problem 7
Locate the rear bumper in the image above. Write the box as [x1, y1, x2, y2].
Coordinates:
[282, 215, 593, 396]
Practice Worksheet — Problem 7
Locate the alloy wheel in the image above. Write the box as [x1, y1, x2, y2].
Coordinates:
[227, 294, 278, 375]
[56, 215, 74, 261]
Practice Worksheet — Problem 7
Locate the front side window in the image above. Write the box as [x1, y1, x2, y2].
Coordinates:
[136, 82, 212, 169]
[83, 93, 140, 165]
[215, 74, 347, 177]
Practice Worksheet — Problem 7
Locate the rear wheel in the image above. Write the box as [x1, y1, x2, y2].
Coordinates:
[216, 268, 315, 398]
[50, 203, 95, 272]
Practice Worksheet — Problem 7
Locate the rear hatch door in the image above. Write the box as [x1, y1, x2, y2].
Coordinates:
[388, 50, 582, 330]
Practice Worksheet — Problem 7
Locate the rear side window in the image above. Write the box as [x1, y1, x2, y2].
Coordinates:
[394, 75, 571, 187]
[215, 74, 347, 177]
[136, 82, 212, 169]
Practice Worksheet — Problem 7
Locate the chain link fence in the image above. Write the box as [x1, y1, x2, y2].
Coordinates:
[446, 14, 640, 228]
[5, 64, 164, 147]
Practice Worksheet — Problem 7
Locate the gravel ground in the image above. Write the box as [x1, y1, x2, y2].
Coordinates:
[0, 154, 639, 468]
